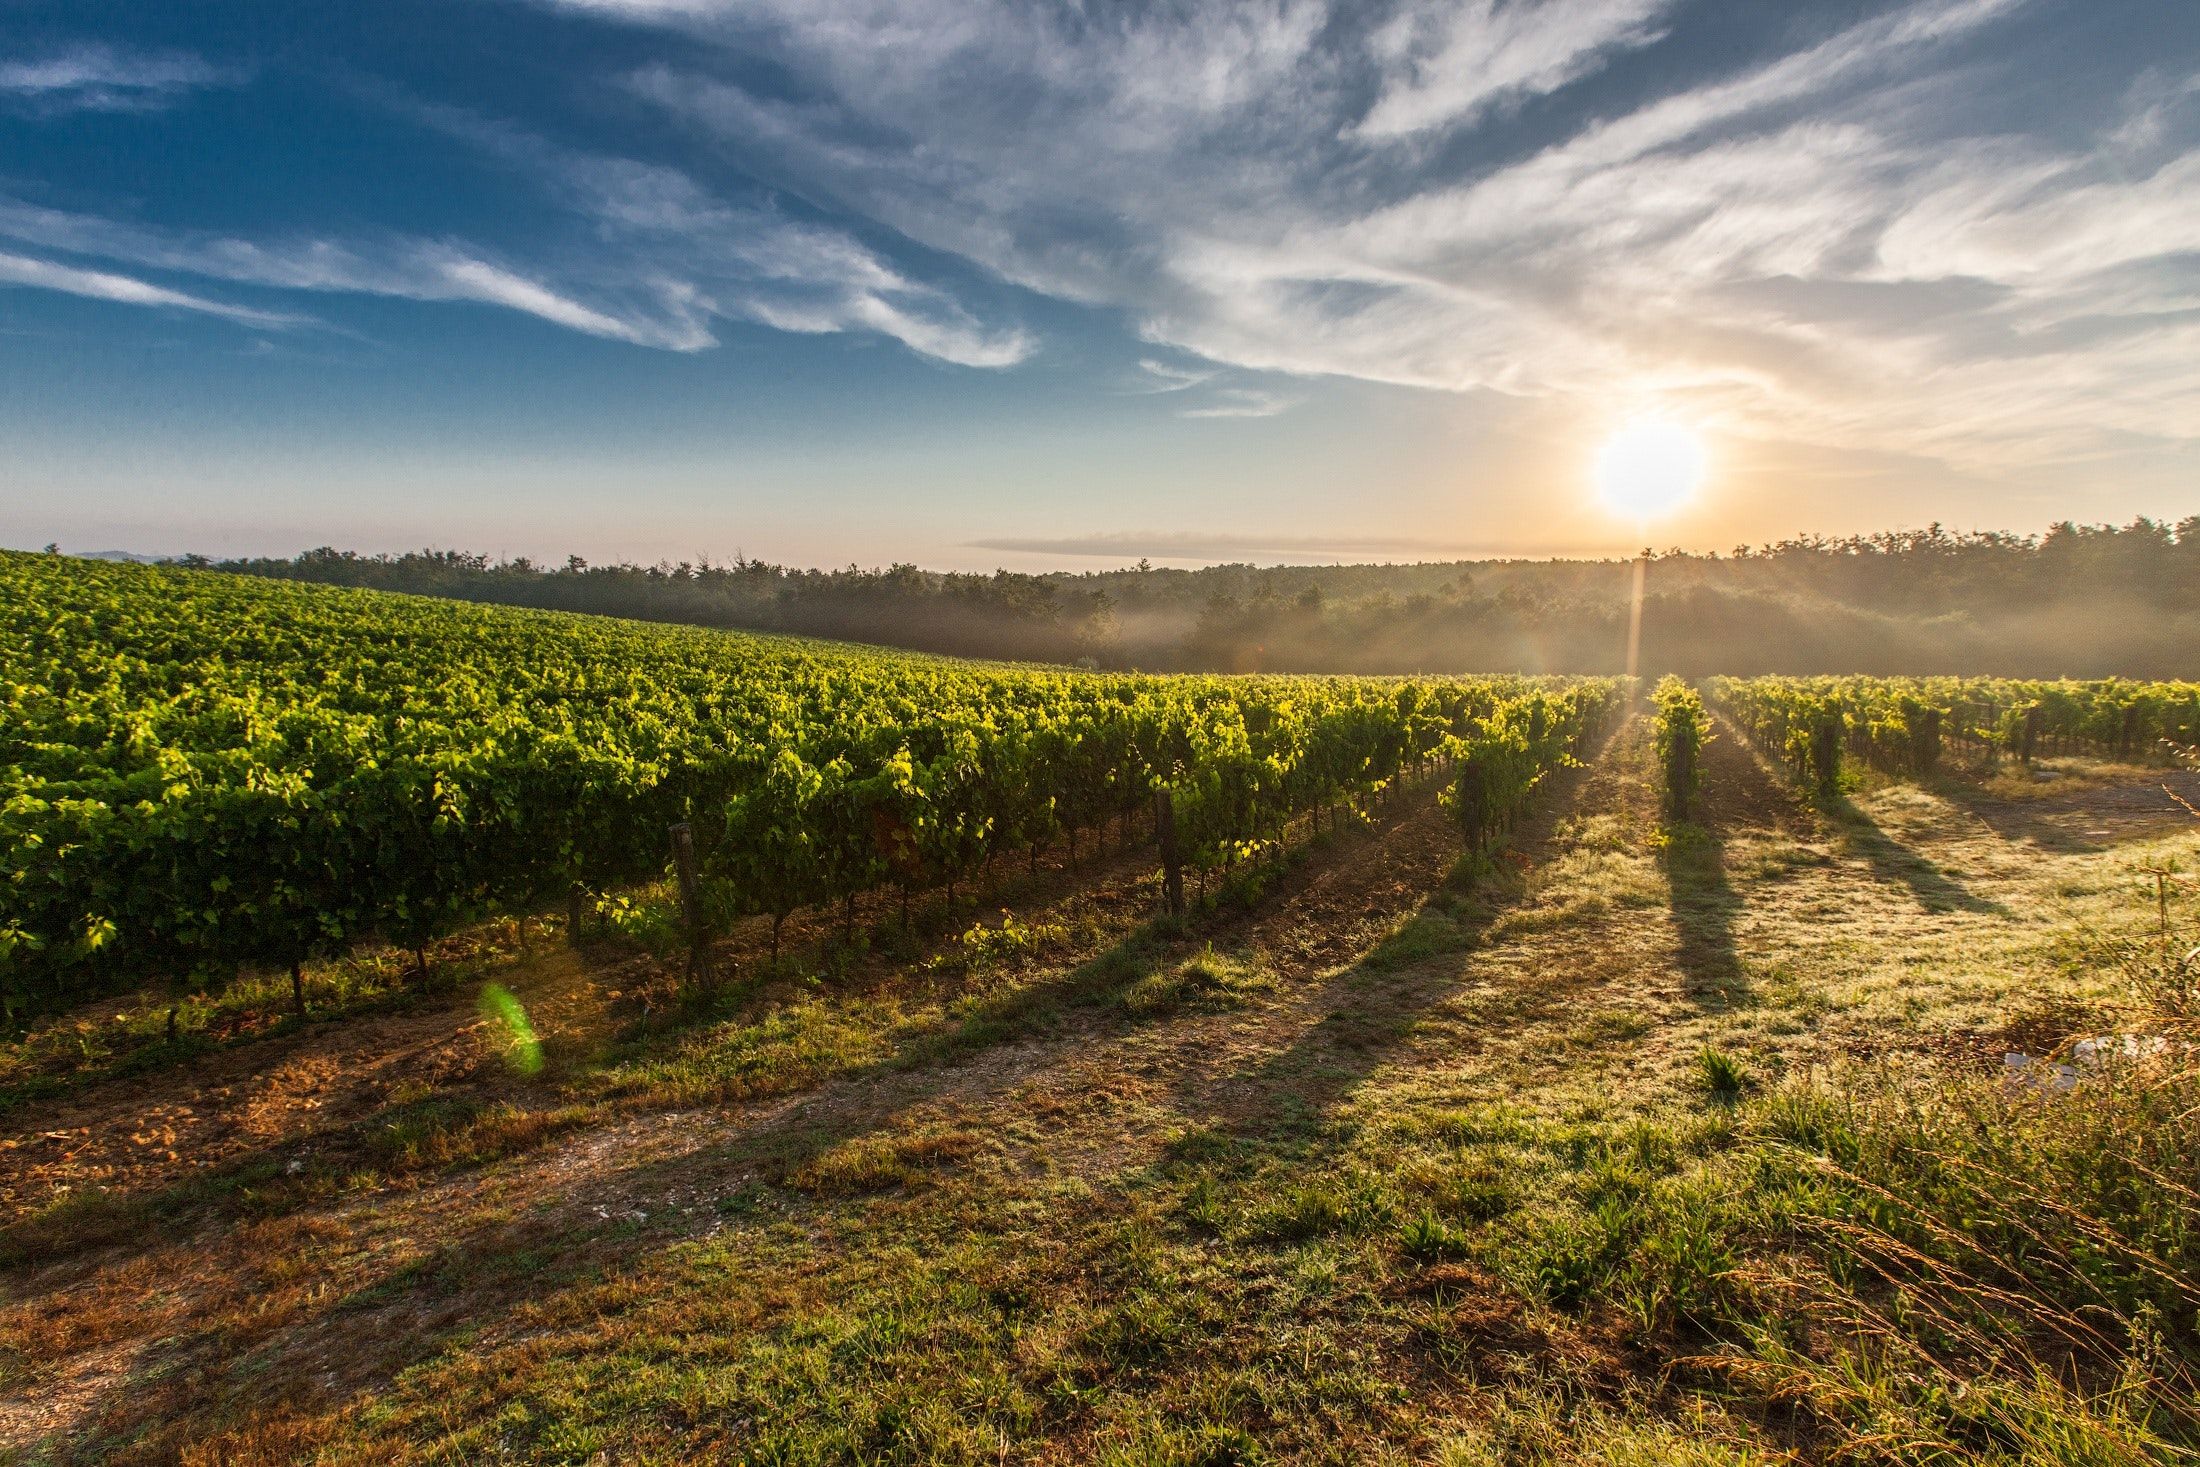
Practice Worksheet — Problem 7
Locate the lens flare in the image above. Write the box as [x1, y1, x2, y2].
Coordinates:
[1595, 418, 1706, 523]
[478, 982, 543, 1075]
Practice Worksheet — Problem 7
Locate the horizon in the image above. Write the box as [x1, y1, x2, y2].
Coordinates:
[4, 1, 2197, 570]
[22, 511, 2183, 579]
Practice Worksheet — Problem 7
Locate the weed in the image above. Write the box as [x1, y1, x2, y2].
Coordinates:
[1400, 1212, 1469, 1261]
[1693, 1045, 1749, 1101]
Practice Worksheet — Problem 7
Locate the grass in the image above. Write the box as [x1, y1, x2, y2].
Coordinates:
[6, 720, 2200, 1464]
[1120, 946, 1276, 1017]
[1692, 1045, 1749, 1099]
[0, 930, 507, 1116]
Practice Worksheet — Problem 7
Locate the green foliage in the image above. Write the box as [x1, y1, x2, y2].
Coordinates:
[0, 551, 1618, 1019]
[1119, 946, 1272, 1017]
[1692, 1044, 1748, 1100]
[942, 912, 1068, 973]
[203, 517, 2200, 680]
[1443, 683, 1624, 856]
[1505, 1064, 2200, 1461]
[1651, 677, 1711, 818]
[1708, 674, 2200, 789]
[1399, 1211, 1470, 1261]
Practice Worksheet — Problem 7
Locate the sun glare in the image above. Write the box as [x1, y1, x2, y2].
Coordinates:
[1594, 418, 1706, 524]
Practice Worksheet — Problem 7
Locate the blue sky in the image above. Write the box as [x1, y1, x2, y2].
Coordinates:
[2, 0, 2195, 569]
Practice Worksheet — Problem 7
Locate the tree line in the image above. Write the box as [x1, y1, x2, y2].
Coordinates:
[170, 517, 2200, 677]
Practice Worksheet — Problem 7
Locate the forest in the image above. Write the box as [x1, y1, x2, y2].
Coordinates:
[186, 518, 2200, 676]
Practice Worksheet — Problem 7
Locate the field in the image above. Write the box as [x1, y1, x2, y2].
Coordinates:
[4, 557, 2199, 1464]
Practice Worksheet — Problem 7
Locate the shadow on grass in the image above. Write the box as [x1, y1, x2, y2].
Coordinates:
[1826, 796, 2009, 915]
[1923, 768, 2200, 856]
[1172, 718, 1636, 1150]
[0, 794, 1451, 1453]
[1659, 824, 1749, 1006]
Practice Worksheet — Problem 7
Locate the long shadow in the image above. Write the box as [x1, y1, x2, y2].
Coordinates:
[1701, 707, 2009, 916]
[1659, 826, 1747, 1007]
[12, 925, 1183, 1453]
[1654, 719, 1812, 1009]
[1827, 795, 2009, 915]
[1927, 768, 2200, 856]
[1169, 717, 1635, 1152]
[1937, 796, 2105, 855]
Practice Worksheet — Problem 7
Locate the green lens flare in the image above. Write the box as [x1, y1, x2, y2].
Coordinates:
[478, 982, 543, 1076]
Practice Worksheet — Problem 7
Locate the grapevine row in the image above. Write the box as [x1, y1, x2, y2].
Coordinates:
[1706, 674, 2200, 790]
[1, 552, 1619, 1017]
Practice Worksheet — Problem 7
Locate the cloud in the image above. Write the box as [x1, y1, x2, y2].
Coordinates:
[0, 88, 1030, 363]
[1352, 0, 1674, 139]
[0, 44, 236, 113]
[1179, 387, 1296, 419]
[541, 0, 2197, 468]
[0, 251, 298, 325]
[0, 195, 714, 347]
[428, 254, 711, 348]
[396, 102, 1032, 365]
[1133, 359, 1216, 392]
[1127, 357, 1296, 416]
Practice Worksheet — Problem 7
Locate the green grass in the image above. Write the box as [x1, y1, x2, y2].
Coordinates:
[1120, 947, 1276, 1017]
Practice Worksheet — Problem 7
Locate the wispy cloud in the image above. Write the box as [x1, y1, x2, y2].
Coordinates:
[1132, 358, 1216, 393]
[1179, 387, 1296, 419]
[1352, 0, 1673, 139]
[0, 86, 1031, 363]
[0, 250, 297, 325]
[539, 0, 2197, 468]
[0, 196, 712, 347]
[1126, 357, 1295, 417]
[378, 101, 1031, 365]
[0, 44, 236, 113]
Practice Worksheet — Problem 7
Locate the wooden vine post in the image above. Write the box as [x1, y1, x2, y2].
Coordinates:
[1155, 789, 1185, 919]
[567, 882, 587, 947]
[668, 822, 717, 989]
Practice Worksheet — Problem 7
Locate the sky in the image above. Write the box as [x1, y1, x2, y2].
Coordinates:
[1, 0, 2195, 572]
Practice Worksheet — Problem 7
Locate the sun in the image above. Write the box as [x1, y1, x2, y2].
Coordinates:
[1594, 417, 1706, 523]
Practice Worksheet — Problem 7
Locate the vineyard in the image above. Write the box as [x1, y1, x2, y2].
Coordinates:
[0, 551, 1620, 1022]
[1706, 673, 2200, 792]
[9, 556, 2200, 1465]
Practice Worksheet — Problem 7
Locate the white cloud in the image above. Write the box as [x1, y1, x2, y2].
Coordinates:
[0, 251, 298, 325]
[1353, 0, 1673, 139]
[388, 102, 1033, 364]
[0, 88, 1031, 363]
[1179, 387, 1297, 419]
[1133, 359, 1216, 392]
[554, 0, 2194, 467]
[428, 254, 714, 348]
[0, 44, 234, 112]
[0, 196, 715, 348]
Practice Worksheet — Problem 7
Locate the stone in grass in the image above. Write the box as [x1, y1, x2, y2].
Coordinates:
[2002, 1033, 2176, 1092]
